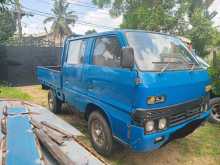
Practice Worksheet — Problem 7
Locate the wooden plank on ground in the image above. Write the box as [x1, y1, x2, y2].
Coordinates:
[43, 127, 65, 145]
[41, 121, 73, 138]
[31, 119, 64, 145]
[35, 129, 75, 165]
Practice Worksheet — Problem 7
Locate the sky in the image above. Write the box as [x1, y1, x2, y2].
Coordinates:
[209, 0, 220, 28]
[21, 0, 220, 36]
[21, 0, 122, 35]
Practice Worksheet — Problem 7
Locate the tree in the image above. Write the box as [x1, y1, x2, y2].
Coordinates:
[93, 0, 191, 33]
[44, 0, 77, 44]
[92, 0, 111, 8]
[185, 8, 217, 57]
[93, 0, 218, 57]
[85, 29, 97, 35]
[0, 9, 16, 42]
[0, 0, 11, 11]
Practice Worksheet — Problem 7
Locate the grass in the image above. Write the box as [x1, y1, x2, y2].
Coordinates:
[178, 123, 220, 156]
[0, 86, 31, 100]
[1, 85, 220, 165]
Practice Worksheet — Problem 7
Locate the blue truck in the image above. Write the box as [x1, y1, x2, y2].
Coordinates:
[37, 30, 211, 156]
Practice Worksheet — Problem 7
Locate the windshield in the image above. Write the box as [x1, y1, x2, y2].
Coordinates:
[125, 31, 202, 71]
[195, 54, 209, 68]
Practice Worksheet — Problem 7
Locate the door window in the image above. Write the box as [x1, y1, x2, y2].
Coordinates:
[67, 40, 86, 64]
[93, 36, 122, 67]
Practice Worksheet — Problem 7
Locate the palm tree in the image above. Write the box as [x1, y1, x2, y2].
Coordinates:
[44, 0, 77, 45]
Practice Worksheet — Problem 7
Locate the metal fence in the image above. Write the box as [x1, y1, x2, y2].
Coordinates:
[0, 44, 62, 86]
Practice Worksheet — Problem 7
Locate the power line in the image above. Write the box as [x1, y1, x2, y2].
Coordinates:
[21, 4, 108, 20]
[38, 0, 110, 15]
[21, 6, 115, 30]
[7, 1, 116, 30]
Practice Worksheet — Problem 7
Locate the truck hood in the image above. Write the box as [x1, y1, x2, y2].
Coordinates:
[133, 69, 211, 110]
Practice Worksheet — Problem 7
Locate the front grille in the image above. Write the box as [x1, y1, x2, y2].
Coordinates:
[133, 98, 207, 127]
[168, 106, 201, 126]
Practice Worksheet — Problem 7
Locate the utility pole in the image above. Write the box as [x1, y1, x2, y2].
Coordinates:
[15, 0, 22, 40]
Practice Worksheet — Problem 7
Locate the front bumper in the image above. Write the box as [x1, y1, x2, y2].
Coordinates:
[129, 110, 210, 152]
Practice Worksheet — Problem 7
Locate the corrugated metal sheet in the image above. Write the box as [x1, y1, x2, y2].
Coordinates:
[0, 100, 106, 165]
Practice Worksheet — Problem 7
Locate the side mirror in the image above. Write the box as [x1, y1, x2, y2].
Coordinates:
[121, 47, 134, 69]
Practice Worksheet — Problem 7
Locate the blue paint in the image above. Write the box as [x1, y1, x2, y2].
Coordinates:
[7, 107, 27, 114]
[129, 111, 210, 152]
[37, 30, 211, 152]
[6, 107, 41, 165]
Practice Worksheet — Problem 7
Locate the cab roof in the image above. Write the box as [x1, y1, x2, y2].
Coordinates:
[66, 29, 175, 41]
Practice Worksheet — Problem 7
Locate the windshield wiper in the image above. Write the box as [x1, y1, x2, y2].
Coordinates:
[160, 63, 170, 73]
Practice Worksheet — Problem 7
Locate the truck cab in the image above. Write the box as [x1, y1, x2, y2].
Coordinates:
[37, 30, 211, 156]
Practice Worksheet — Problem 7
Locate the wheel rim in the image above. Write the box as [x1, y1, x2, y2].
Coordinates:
[211, 103, 220, 122]
[48, 92, 53, 110]
[91, 119, 105, 147]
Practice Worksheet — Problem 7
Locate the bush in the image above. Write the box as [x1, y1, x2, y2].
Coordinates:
[208, 66, 220, 95]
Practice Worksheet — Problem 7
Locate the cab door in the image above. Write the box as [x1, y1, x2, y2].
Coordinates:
[84, 34, 137, 113]
[62, 39, 87, 109]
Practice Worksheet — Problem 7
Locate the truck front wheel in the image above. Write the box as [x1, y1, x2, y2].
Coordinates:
[88, 111, 113, 156]
[48, 89, 62, 114]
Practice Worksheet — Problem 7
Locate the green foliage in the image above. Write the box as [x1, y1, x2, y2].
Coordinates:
[0, 0, 14, 11]
[208, 66, 220, 95]
[92, 0, 111, 8]
[93, 0, 190, 33]
[186, 8, 216, 57]
[93, 0, 220, 95]
[44, 0, 77, 39]
[0, 9, 16, 42]
[120, 5, 177, 32]
[92, 0, 218, 57]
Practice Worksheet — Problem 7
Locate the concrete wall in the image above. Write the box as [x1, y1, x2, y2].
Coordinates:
[0, 46, 62, 86]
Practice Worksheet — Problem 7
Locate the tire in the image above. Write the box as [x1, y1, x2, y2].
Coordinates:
[42, 85, 49, 90]
[209, 97, 220, 124]
[88, 111, 113, 156]
[48, 89, 62, 114]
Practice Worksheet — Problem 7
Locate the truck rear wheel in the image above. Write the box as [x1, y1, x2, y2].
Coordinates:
[88, 111, 113, 156]
[48, 89, 62, 114]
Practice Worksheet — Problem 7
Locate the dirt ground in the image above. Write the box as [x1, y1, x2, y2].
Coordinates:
[17, 85, 220, 165]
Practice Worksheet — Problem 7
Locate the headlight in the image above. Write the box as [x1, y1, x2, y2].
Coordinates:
[158, 118, 167, 130]
[145, 120, 154, 132]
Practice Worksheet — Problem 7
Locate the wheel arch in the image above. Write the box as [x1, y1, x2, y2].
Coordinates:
[85, 103, 112, 130]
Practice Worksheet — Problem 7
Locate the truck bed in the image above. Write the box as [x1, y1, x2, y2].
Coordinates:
[37, 66, 62, 89]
